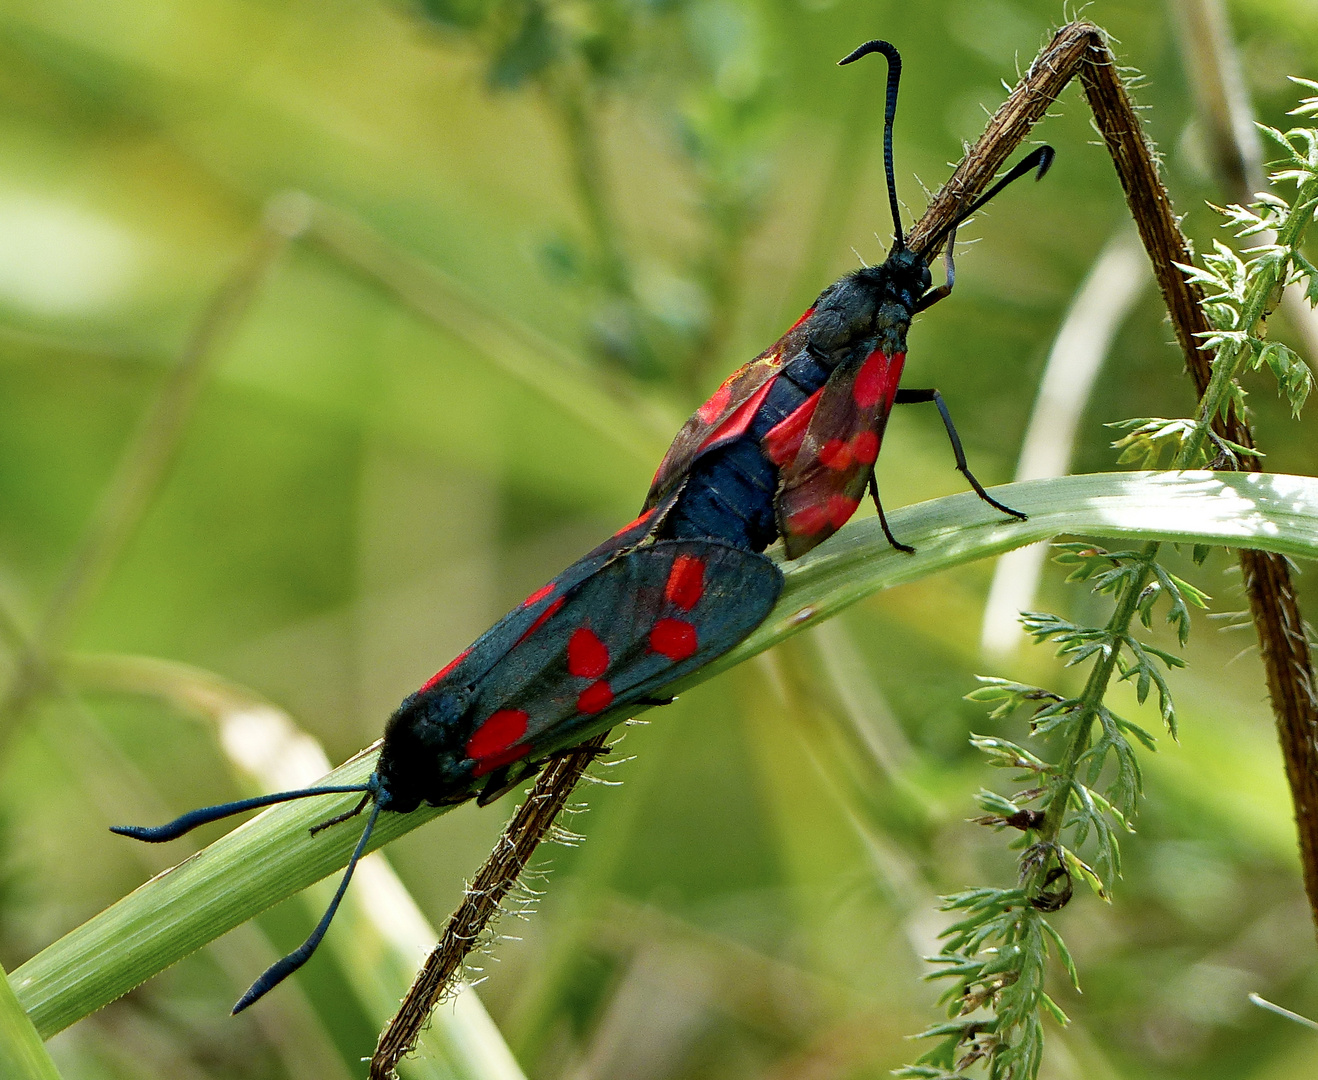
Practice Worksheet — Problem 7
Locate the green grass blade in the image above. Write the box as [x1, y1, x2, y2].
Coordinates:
[12, 470, 1318, 1038]
[11, 744, 443, 1038]
[0, 960, 62, 1080]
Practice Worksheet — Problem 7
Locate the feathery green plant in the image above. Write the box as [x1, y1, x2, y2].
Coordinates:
[898, 87, 1318, 1080]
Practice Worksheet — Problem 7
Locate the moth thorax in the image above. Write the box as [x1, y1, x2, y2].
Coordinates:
[875, 297, 915, 342]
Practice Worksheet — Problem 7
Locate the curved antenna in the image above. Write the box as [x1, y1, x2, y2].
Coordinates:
[839, 40, 904, 248]
[232, 798, 383, 1014]
[110, 784, 373, 843]
[929, 145, 1056, 252]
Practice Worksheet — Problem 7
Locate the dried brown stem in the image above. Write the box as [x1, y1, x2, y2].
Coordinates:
[372, 20, 1318, 1075]
[369, 733, 609, 1078]
[1079, 29, 1318, 937]
[921, 18, 1318, 940]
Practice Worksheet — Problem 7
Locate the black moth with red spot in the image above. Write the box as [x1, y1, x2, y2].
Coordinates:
[112, 39, 1052, 1014]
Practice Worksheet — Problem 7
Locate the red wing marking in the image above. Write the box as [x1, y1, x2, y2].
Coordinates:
[851, 430, 879, 465]
[777, 347, 907, 558]
[827, 494, 860, 528]
[817, 433, 878, 471]
[649, 618, 698, 661]
[611, 505, 655, 540]
[764, 388, 824, 467]
[819, 438, 852, 471]
[522, 582, 555, 608]
[419, 647, 471, 693]
[697, 377, 777, 452]
[853, 350, 905, 409]
[786, 306, 815, 333]
[471, 743, 530, 777]
[516, 597, 564, 646]
[576, 680, 614, 715]
[786, 494, 860, 537]
[467, 708, 529, 762]
[664, 555, 705, 611]
[696, 380, 734, 424]
[786, 503, 830, 537]
[567, 627, 610, 679]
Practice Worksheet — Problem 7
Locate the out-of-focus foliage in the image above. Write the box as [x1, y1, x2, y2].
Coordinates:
[0, 1, 1317, 1079]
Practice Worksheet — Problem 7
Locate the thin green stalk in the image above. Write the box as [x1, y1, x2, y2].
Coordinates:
[34, 208, 301, 656]
[545, 62, 662, 377]
[70, 651, 526, 1080]
[1025, 547, 1152, 882]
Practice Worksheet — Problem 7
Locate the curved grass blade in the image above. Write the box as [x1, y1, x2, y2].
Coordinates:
[11, 470, 1318, 1038]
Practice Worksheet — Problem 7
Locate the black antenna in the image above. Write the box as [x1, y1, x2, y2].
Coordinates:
[111, 784, 373, 843]
[232, 798, 384, 1014]
[930, 145, 1056, 252]
[114, 778, 385, 1011]
[839, 40, 904, 248]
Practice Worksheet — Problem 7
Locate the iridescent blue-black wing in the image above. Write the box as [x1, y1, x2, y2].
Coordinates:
[462, 540, 781, 771]
[411, 486, 685, 697]
[404, 540, 782, 795]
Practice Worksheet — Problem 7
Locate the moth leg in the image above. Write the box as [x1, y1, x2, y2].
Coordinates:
[913, 225, 957, 313]
[547, 742, 612, 762]
[477, 762, 543, 807]
[309, 793, 371, 837]
[867, 472, 915, 553]
[635, 695, 676, 707]
[894, 388, 1027, 521]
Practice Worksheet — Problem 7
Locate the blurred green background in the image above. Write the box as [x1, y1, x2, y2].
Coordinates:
[1, 0, 1317, 1077]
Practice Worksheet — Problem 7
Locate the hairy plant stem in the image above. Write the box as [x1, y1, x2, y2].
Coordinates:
[375, 21, 1318, 1069]
[369, 734, 610, 1079]
[1184, 169, 1318, 464]
[915, 18, 1318, 941]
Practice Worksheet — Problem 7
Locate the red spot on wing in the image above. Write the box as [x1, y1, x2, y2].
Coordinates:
[696, 380, 734, 424]
[764, 387, 824, 467]
[853, 350, 890, 408]
[818, 438, 853, 471]
[786, 494, 862, 539]
[567, 627, 610, 678]
[650, 618, 698, 661]
[697, 377, 777, 452]
[787, 503, 831, 536]
[665, 555, 705, 610]
[419, 647, 471, 693]
[787, 306, 815, 333]
[612, 506, 655, 541]
[522, 583, 555, 608]
[827, 494, 860, 528]
[853, 349, 906, 410]
[576, 680, 614, 714]
[466, 709, 529, 770]
[851, 430, 880, 465]
[516, 597, 564, 646]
